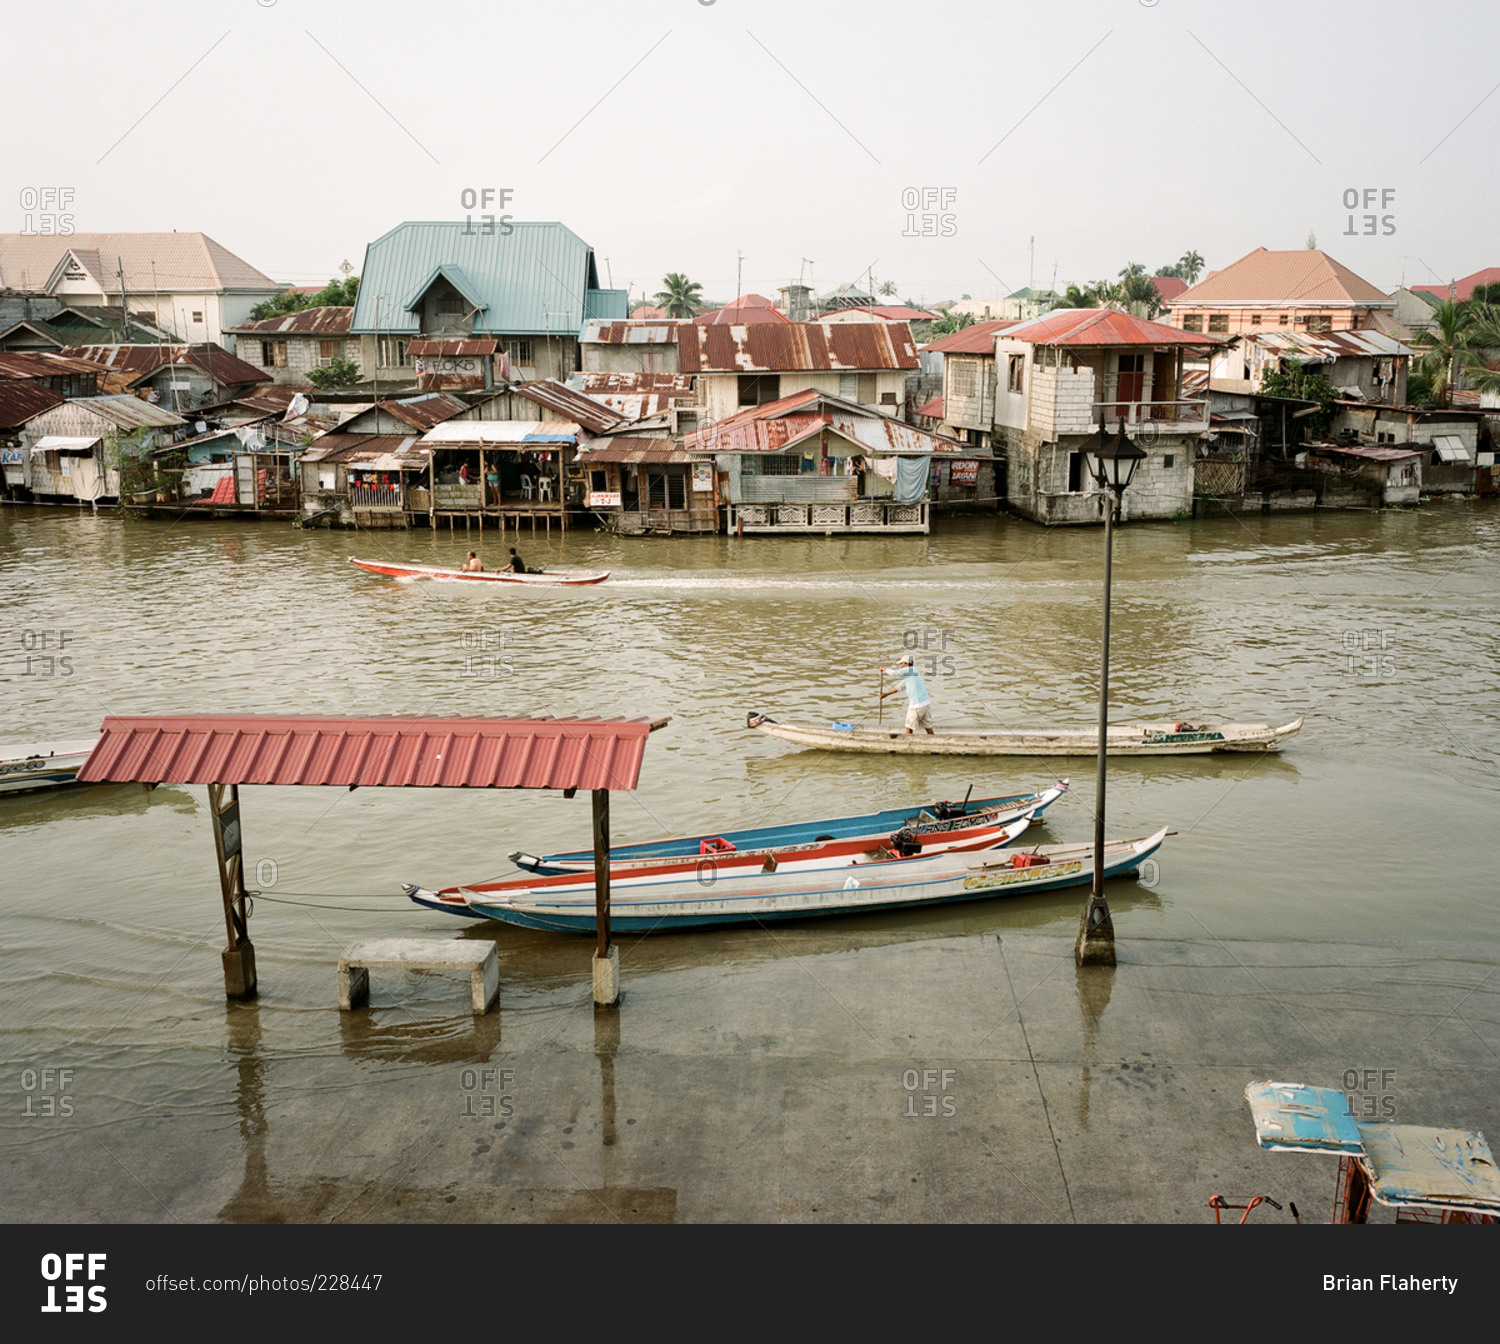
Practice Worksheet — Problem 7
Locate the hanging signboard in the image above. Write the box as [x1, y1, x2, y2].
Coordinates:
[951, 459, 980, 486]
[691, 462, 714, 492]
[588, 491, 622, 508]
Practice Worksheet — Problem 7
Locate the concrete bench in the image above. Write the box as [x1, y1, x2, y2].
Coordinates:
[338, 938, 498, 1013]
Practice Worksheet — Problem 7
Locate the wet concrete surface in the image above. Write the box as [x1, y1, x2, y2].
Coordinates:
[6, 930, 1495, 1224]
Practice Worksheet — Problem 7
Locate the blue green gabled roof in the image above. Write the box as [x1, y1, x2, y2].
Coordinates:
[350, 221, 626, 337]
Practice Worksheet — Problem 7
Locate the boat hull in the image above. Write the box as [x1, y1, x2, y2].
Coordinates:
[747, 713, 1302, 757]
[0, 739, 99, 796]
[512, 783, 1069, 874]
[423, 829, 1168, 932]
[349, 557, 609, 586]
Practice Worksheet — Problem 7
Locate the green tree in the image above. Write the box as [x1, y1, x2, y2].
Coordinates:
[1118, 261, 1147, 281]
[1410, 299, 1481, 408]
[1260, 360, 1337, 440]
[306, 354, 363, 390]
[1155, 263, 1184, 280]
[1118, 273, 1163, 318]
[1179, 250, 1205, 284]
[878, 280, 898, 297]
[926, 311, 977, 336]
[249, 275, 359, 321]
[653, 273, 704, 318]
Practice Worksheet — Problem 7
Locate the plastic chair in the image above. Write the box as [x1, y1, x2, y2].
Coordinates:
[520, 476, 533, 501]
[538, 476, 553, 502]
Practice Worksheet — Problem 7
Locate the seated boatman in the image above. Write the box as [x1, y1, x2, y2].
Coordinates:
[504, 547, 528, 574]
[879, 652, 935, 735]
[460, 551, 483, 573]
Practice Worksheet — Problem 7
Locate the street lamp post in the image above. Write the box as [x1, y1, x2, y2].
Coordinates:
[1075, 420, 1147, 966]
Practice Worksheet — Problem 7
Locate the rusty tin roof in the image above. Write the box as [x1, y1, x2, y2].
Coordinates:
[676, 322, 918, 373]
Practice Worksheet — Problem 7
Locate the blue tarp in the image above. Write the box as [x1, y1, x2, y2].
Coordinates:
[894, 455, 930, 504]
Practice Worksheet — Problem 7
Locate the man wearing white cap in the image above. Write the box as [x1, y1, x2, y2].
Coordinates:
[879, 652, 935, 735]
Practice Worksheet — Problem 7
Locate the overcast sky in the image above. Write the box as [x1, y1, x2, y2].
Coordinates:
[6, 0, 1496, 304]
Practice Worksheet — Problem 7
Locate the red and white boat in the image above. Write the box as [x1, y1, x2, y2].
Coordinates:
[349, 557, 609, 586]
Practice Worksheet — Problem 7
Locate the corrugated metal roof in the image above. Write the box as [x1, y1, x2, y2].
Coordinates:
[1310, 444, 1422, 462]
[586, 391, 690, 418]
[1172, 249, 1392, 307]
[421, 419, 581, 446]
[920, 320, 1019, 354]
[1002, 308, 1223, 347]
[684, 415, 830, 455]
[0, 380, 65, 426]
[0, 232, 280, 293]
[913, 394, 944, 419]
[227, 307, 353, 335]
[58, 343, 270, 393]
[678, 322, 918, 372]
[300, 433, 425, 468]
[511, 379, 626, 434]
[56, 394, 184, 429]
[349, 222, 612, 336]
[568, 371, 696, 395]
[77, 714, 663, 791]
[580, 320, 682, 345]
[378, 393, 468, 430]
[408, 338, 497, 356]
[1250, 329, 1411, 360]
[818, 306, 940, 323]
[576, 437, 691, 465]
[0, 350, 105, 380]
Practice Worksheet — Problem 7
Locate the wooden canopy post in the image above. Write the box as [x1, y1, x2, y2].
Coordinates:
[591, 787, 618, 1007]
[208, 782, 257, 998]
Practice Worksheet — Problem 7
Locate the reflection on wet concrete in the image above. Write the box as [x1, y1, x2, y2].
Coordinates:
[1075, 960, 1116, 1131]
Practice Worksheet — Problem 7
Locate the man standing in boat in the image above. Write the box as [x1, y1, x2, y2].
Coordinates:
[880, 652, 935, 735]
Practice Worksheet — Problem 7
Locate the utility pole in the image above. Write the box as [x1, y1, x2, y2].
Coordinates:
[736, 251, 744, 302]
[118, 257, 128, 339]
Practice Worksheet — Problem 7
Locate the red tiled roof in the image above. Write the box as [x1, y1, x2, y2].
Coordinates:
[691, 305, 790, 325]
[1171, 248, 1390, 306]
[77, 714, 664, 791]
[914, 394, 944, 419]
[1412, 267, 1500, 303]
[1150, 276, 1188, 302]
[1002, 308, 1223, 347]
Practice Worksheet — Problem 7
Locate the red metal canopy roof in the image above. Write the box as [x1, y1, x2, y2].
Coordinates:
[1002, 308, 1224, 347]
[78, 714, 666, 791]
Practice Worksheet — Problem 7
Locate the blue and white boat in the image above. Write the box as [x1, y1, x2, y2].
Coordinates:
[406, 827, 1168, 933]
[0, 738, 99, 796]
[508, 781, 1069, 875]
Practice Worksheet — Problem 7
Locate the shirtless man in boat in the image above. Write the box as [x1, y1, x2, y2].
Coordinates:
[880, 652, 935, 735]
[460, 551, 483, 573]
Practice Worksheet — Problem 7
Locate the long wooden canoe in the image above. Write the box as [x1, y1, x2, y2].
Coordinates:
[407, 816, 1037, 919]
[413, 827, 1169, 932]
[509, 781, 1069, 874]
[349, 557, 609, 586]
[746, 712, 1303, 757]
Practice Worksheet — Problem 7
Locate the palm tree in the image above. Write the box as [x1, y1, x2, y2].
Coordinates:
[1118, 273, 1163, 319]
[1179, 250, 1205, 284]
[1410, 300, 1477, 407]
[878, 280, 898, 298]
[1118, 262, 1147, 281]
[1458, 301, 1500, 399]
[653, 273, 704, 318]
